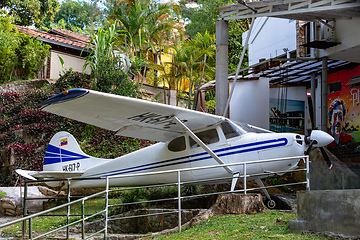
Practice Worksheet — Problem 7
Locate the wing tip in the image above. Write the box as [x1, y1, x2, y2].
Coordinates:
[38, 89, 90, 109]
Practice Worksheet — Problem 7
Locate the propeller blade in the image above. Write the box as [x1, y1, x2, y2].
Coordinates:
[320, 147, 333, 169]
[305, 140, 315, 155]
[307, 90, 315, 130]
[306, 91, 334, 169]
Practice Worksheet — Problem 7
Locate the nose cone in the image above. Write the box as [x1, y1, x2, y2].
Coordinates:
[309, 130, 334, 147]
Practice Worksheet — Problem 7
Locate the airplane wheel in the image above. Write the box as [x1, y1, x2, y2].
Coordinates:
[267, 199, 276, 209]
[265, 195, 282, 209]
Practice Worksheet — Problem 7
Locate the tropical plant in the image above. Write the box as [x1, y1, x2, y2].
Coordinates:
[42, 0, 102, 33]
[0, 12, 50, 83]
[0, 0, 59, 27]
[83, 22, 139, 97]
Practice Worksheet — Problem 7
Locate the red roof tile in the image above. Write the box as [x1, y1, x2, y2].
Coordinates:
[15, 25, 91, 50]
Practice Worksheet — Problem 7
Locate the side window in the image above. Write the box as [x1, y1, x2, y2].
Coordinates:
[221, 121, 240, 139]
[190, 129, 219, 148]
[168, 136, 186, 152]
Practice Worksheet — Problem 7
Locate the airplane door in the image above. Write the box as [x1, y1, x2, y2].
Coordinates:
[189, 127, 230, 179]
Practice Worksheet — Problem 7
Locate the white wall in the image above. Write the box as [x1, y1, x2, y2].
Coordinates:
[50, 51, 91, 79]
[243, 17, 297, 65]
[320, 18, 360, 63]
[229, 77, 269, 129]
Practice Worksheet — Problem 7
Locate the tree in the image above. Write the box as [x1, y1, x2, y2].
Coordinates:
[84, 23, 139, 97]
[0, 0, 59, 28]
[0, 12, 50, 83]
[42, 0, 102, 33]
[179, 0, 235, 37]
[180, 0, 250, 73]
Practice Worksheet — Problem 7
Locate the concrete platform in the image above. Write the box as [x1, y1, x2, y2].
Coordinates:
[289, 190, 360, 238]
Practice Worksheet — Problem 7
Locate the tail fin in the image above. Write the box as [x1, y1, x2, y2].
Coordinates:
[43, 131, 106, 172]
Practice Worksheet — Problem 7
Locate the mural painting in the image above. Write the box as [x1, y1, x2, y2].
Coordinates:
[327, 65, 360, 178]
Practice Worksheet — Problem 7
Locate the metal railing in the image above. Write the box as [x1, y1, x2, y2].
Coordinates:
[0, 155, 309, 239]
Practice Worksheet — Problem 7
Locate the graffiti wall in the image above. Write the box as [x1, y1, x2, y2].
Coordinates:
[327, 65, 360, 178]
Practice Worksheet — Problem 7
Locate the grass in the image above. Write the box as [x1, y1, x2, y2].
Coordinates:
[0, 198, 122, 238]
[1, 205, 331, 239]
[147, 211, 329, 240]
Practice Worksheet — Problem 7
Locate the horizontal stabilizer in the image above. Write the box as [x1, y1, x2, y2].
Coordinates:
[32, 171, 84, 179]
[16, 169, 84, 180]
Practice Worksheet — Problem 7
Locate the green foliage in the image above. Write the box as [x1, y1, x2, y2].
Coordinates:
[0, 13, 50, 83]
[0, 70, 149, 186]
[0, 191, 5, 198]
[93, 56, 139, 97]
[179, 0, 236, 37]
[228, 19, 251, 73]
[52, 70, 91, 92]
[84, 22, 140, 97]
[16, 33, 51, 79]
[0, 0, 59, 28]
[42, 0, 102, 33]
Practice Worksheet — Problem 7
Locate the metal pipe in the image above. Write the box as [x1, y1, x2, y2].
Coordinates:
[173, 116, 233, 174]
[306, 156, 310, 191]
[223, 16, 256, 118]
[177, 171, 182, 233]
[244, 164, 247, 194]
[321, 57, 328, 132]
[82, 199, 85, 239]
[22, 181, 28, 237]
[67, 179, 71, 239]
[104, 176, 109, 239]
[29, 218, 32, 239]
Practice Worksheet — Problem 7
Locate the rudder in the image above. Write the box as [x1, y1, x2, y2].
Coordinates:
[43, 131, 93, 171]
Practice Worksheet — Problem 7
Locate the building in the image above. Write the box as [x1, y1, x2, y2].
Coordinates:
[16, 26, 92, 80]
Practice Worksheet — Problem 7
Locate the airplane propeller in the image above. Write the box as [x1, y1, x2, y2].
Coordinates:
[305, 91, 334, 169]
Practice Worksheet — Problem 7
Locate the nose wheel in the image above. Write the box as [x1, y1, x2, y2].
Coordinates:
[264, 195, 283, 209]
[267, 199, 276, 209]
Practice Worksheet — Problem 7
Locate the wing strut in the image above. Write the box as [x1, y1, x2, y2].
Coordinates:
[173, 116, 233, 174]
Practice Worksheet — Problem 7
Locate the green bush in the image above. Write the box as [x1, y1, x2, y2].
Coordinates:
[0, 12, 50, 83]
[92, 56, 139, 98]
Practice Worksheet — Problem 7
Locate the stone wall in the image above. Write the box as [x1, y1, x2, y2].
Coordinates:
[0, 79, 48, 93]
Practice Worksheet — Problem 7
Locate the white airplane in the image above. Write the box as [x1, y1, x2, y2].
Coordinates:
[16, 88, 333, 207]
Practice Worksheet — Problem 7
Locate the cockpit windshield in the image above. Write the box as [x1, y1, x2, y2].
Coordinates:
[231, 120, 273, 134]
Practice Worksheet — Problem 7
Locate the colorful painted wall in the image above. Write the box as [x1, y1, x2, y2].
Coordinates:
[327, 65, 360, 179]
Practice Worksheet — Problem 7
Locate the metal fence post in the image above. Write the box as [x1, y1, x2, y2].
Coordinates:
[81, 199, 85, 239]
[104, 177, 109, 239]
[22, 181, 28, 237]
[243, 164, 247, 194]
[306, 156, 310, 191]
[67, 179, 71, 239]
[177, 170, 181, 233]
[29, 218, 32, 239]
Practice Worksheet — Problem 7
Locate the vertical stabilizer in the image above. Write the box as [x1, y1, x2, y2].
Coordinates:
[43, 131, 107, 172]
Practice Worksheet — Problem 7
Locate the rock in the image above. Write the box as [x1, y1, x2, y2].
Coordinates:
[188, 193, 267, 227]
[0, 198, 20, 216]
[0, 186, 55, 216]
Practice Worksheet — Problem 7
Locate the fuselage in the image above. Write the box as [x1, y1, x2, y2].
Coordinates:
[69, 121, 306, 188]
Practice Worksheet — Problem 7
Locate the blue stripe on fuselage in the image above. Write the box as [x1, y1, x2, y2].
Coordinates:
[85, 138, 288, 178]
[44, 144, 90, 165]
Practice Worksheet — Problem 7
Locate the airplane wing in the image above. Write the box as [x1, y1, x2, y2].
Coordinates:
[39, 89, 225, 142]
[16, 169, 84, 180]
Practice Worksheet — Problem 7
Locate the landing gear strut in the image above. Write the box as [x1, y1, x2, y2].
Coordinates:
[255, 178, 277, 209]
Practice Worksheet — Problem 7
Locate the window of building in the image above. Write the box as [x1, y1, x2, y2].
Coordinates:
[329, 81, 342, 93]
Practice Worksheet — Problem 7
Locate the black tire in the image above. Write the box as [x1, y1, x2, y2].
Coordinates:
[264, 195, 283, 209]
